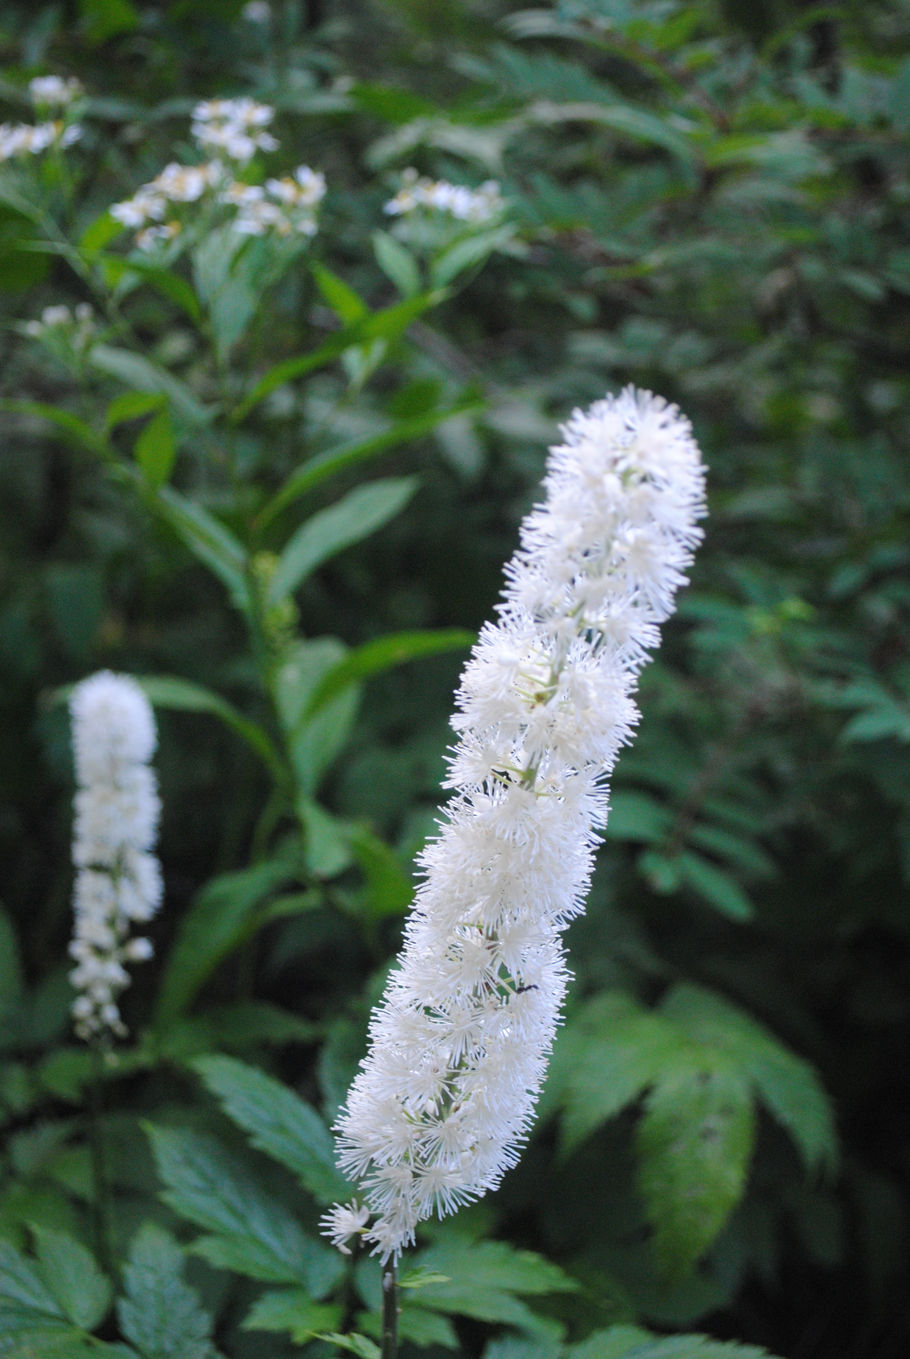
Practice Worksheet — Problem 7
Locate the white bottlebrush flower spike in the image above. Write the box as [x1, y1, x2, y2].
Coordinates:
[322, 387, 707, 1263]
[69, 672, 162, 1042]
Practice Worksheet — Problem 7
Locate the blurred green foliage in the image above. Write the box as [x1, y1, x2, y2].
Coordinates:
[1, 1, 909, 1357]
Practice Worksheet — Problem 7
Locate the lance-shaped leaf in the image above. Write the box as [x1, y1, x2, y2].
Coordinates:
[268, 476, 418, 606]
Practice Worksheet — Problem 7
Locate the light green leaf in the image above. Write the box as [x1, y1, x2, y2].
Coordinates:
[603, 790, 674, 844]
[274, 638, 360, 797]
[268, 476, 419, 605]
[636, 1067, 756, 1280]
[117, 1223, 220, 1359]
[302, 628, 473, 720]
[0, 399, 105, 455]
[312, 263, 370, 323]
[313, 1333, 380, 1359]
[429, 225, 515, 290]
[31, 1228, 111, 1331]
[297, 798, 355, 878]
[373, 231, 421, 296]
[193, 1055, 351, 1203]
[95, 253, 202, 322]
[134, 409, 176, 489]
[0, 1240, 62, 1313]
[105, 391, 167, 432]
[345, 825, 413, 921]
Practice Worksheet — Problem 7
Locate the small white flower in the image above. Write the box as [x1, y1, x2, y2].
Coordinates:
[69, 672, 162, 1042]
[319, 1201, 370, 1255]
[384, 169, 504, 223]
[29, 75, 83, 107]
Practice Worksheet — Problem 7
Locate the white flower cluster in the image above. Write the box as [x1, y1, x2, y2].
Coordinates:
[322, 387, 706, 1263]
[28, 75, 83, 108]
[24, 302, 96, 345]
[0, 74, 84, 162]
[191, 97, 278, 163]
[384, 168, 504, 223]
[69, 672, 163, 1042]
[109, 98, 325, 250]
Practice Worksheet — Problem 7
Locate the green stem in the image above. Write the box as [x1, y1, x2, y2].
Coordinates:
[380, 1262, 398, 1359]
[88, 1044, 113, 1275]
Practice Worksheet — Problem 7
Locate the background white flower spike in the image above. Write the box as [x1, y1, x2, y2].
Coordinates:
[323, 386, 707, 1263]
[69, 671, 163, 1043]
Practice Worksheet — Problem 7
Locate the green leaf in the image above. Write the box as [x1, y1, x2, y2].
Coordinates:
[429, 225, 515, 290]
[297, 798, 356, 878]
[275, 638, 360, 798]
[135, 674, 283, 780]
[660, 984, 838, 1175]
[154, 857, 299, 1023]
[603, 791, 674, 844]
[117, 1223, 220, 1359]
[241, 1291, 342, 1342]
[312, 263, 370, 323]
[0, 399, 105, 455]
[676, 852, 755, 921]
[30, 1228, 111, 1331]
[302, 628, 473, 720]
[551, 992, 685, 1151]
[373, 231, 421, 297]
[410, 1239, 576, 1334]
[527, 99, 697, 167]
[134, 409, 176, 489]
[95, 254, 202, 322]
[0, 1307, 131, 1359]
[636, 1067, 756, 1281]
[146, 1125, 343, 1295]
[268, 476, 419, 605]
[345, 825, 413, 921]
[258, 398, 482, 528]
[570, 1326, 780, 1359]
[232, 293, 442, 423]
[105, 391, 167, 432]
[0, 1240, 62, 1313]
[80, 0, 139, 43]
[193, 1055, 351, 1203]
[89, 345, 210, 430]
[145, 484, 250, 611]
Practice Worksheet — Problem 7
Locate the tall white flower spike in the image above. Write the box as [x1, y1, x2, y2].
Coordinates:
[323, 388, 707, 1262]
[69, 671, 162, 1042]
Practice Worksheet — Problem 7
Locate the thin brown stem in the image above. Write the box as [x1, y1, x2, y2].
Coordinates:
[381, 1261, 398, 1359]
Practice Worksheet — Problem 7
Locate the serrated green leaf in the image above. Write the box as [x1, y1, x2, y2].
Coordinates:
[0, 1241, 62, 1313]
[636, 1067, 756, 1281]
[31, 1228, 111, 1331]
[116, 1223, 219, 1359]
[313, 1333, 381, 1359]
[411, 1239, 576, 1333]
[552, 992, 686, 1151]
[193, 1055, 351, 1203]
[268, 477, 418, 605]
[570, 1326, 780, 1359]
[241, 1290, 341, 1342]
[0, 1305, 131, 1359]
[660, 984, 838, 1175]
[146, 1125, 343, 1296]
